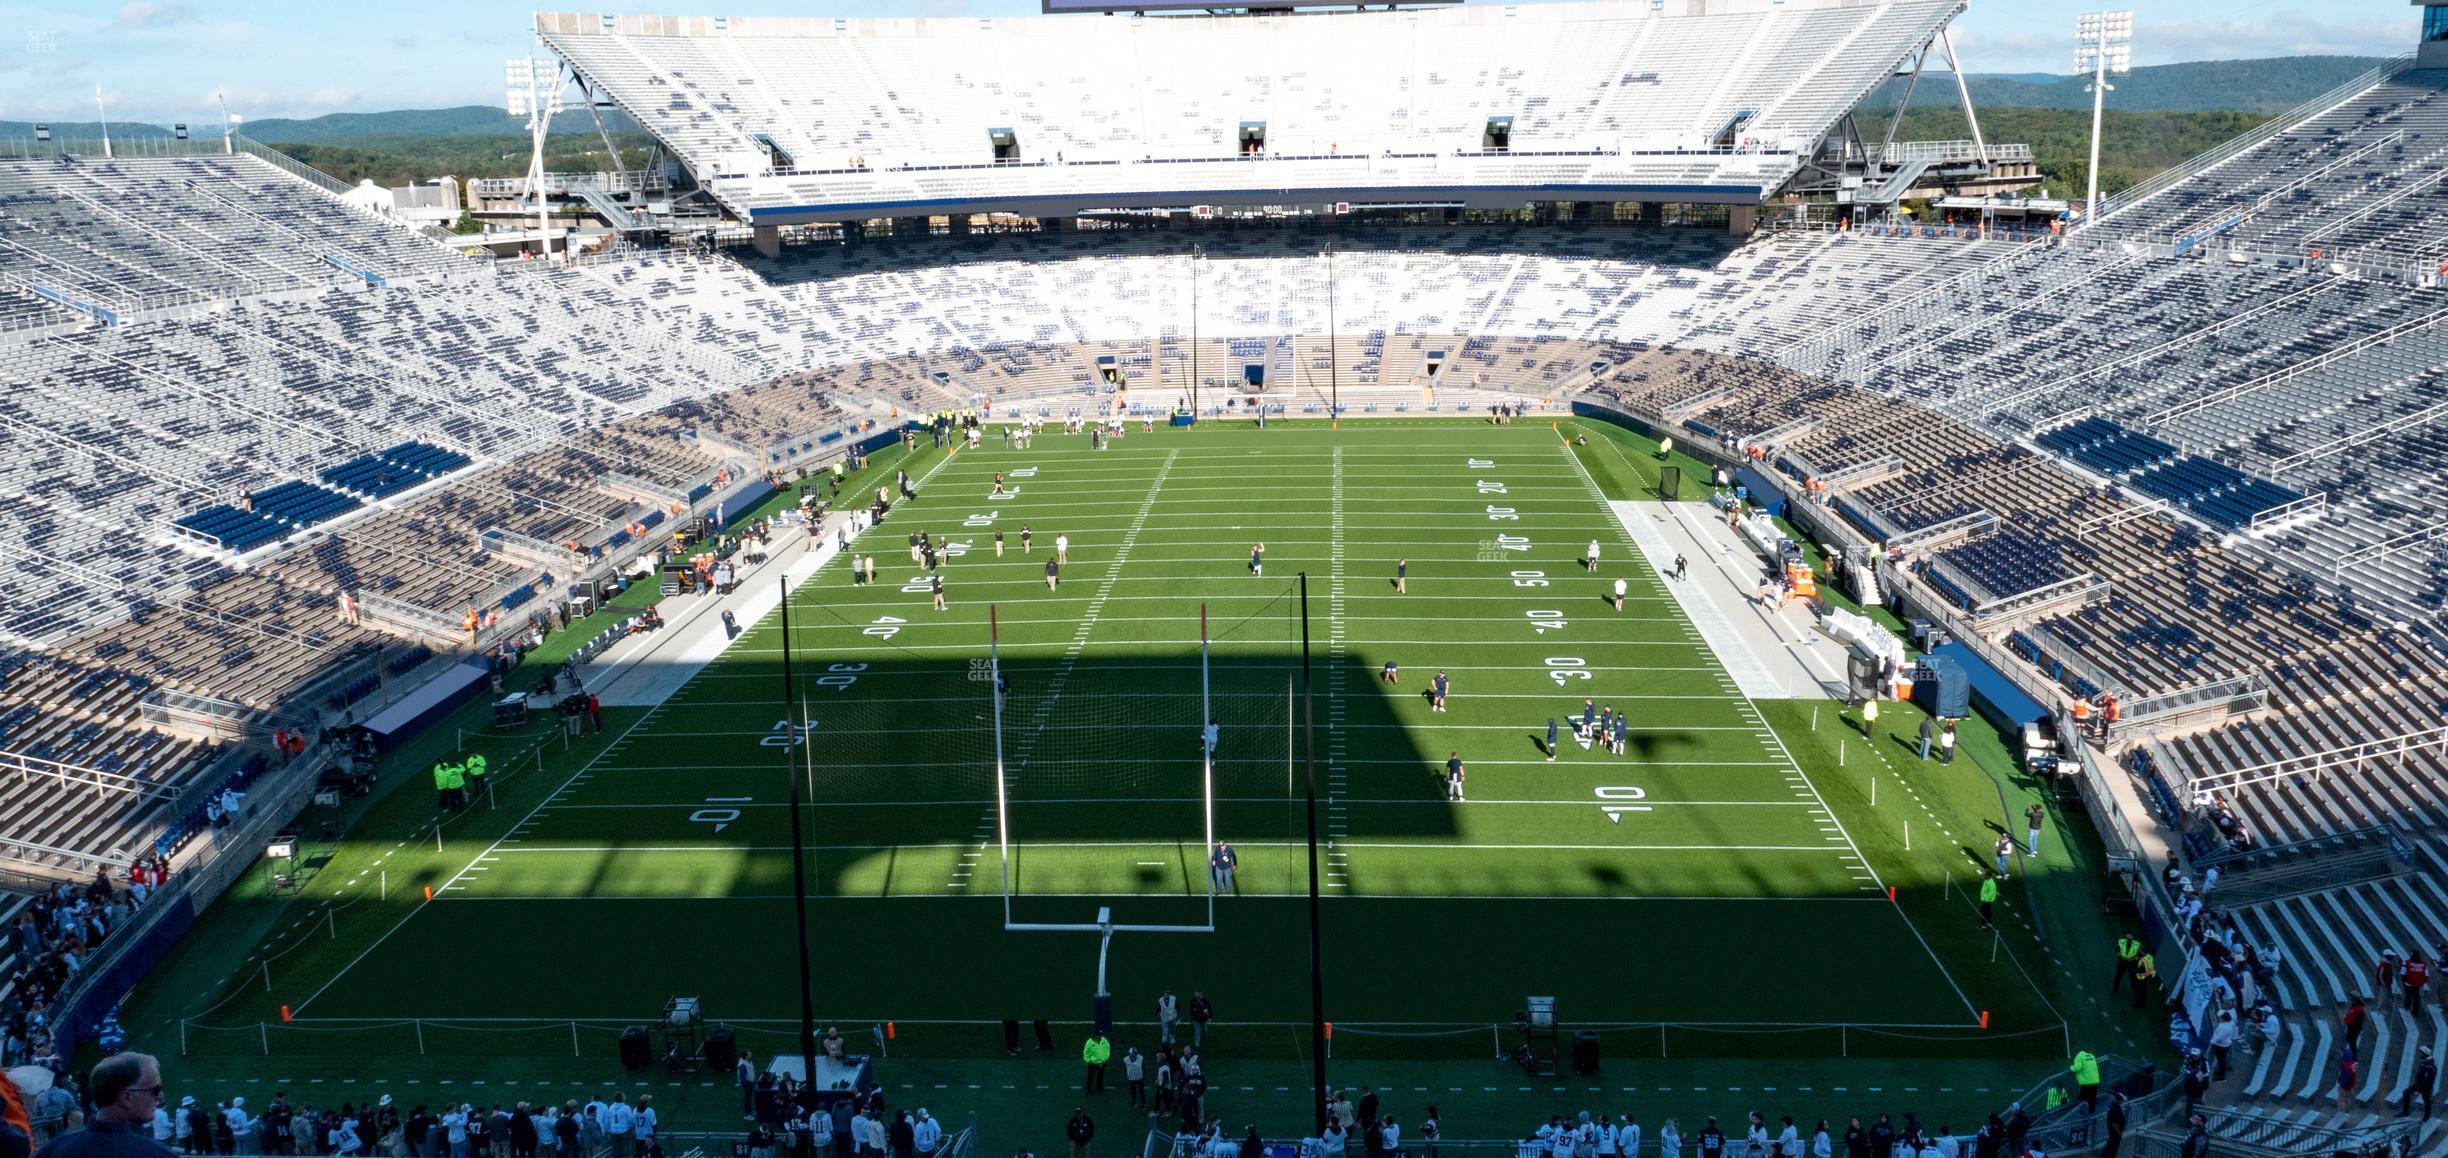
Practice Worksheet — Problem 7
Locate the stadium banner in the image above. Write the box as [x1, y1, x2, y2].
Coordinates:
[363, 657, 493, 751]
[1567, 398, 1659, 441]
[1734, 465, 1786, 518]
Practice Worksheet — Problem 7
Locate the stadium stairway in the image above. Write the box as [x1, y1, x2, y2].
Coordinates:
[2151, 1105, 2437, 1155]
[2212, 837, 2448, 1129]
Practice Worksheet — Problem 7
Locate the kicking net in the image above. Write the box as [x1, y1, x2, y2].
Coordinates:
[990, 586, 1300, 931]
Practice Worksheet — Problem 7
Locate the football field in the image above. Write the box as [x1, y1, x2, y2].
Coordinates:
[286, 422, 1993, 1047]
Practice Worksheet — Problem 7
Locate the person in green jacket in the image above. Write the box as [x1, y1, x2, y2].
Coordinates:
[2070, 1049, 2102, 1109]
[1978, 875, 2000, 930]
[439, 759, 467, 812]
[464, 752, 490, 805]
[433, 761, 454, 811]
[1081, 1033, 1111, 1094]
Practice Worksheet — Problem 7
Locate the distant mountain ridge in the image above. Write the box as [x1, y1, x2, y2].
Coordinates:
[1, 106, 636, 144]
[0, 55, 2395, 147]
[1900, 55, 2392, 116]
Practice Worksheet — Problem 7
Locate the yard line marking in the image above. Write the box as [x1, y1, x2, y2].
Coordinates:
[1324, 445, 1352, 890]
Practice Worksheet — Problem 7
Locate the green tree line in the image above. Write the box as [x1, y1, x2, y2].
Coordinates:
[267, 134, 661, 189]
[1872, 106, 2275, 198]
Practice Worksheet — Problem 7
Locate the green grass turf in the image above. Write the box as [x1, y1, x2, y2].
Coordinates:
[127, 421, 2166, 1086]
[275, 425, 1980, 1035]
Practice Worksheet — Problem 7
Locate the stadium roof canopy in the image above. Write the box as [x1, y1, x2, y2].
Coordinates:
[537, 0, 1966, 226]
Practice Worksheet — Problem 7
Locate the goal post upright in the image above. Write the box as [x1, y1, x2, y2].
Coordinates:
[1202, 601, 1216, 923]
[996, 598, 1223, 935]
[990, 603, 1012, 928]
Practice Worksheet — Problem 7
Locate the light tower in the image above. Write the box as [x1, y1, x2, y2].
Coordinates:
[2075, 10, 2133, 226]
[505, 56, 566, 262]
[94, 83, 112, 160]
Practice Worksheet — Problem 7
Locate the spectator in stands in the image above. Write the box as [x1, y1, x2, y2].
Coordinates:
[36, 1053, 168, 1158]
[2404, 1046, 2437, 1121]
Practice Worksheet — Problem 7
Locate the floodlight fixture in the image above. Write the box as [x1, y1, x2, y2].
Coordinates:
[2075, 11, 2135, 225]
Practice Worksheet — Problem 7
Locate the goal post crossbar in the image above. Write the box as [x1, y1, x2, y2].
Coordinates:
[1005, 922, 1217, 935]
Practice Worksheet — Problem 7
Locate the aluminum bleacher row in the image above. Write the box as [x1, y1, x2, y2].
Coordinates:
[1595, 343, 2394, 699]
[2034, 417, 2180, 475]
[2126, 458, 2309, 533]
[2101, 63, 2448, 265]
[321, 442, 475, 500]
[0, 154, 471, 315]
[1764, 63, 2448, 623]
[1927, 531, 2066, 608]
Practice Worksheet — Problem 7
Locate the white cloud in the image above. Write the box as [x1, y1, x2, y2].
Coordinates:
[114, 1, 190, 28]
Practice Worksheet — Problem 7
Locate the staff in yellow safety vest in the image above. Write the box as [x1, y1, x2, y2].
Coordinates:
[2111, 935, 2144, 995]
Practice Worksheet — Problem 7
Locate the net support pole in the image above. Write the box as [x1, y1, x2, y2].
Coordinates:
[778, 579, 822, 1090]
[1201, 603, 1215, 917]
[991, 605, 1013, 925]
[1297, 572, 1329, 1134]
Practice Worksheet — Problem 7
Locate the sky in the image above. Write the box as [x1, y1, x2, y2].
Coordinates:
[0, 0, 2422, 125]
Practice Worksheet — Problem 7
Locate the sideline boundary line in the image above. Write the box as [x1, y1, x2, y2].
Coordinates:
[286, 703, 675, 1017]
[1552, 426, 1980, 1024]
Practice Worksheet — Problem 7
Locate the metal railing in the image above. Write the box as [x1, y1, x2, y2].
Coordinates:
[231, 135, 354, 196]
[0, 835, 135, 876]
[1873, 140, 2035, 165]
[357, 588, 466, 644]
[2109, 673, 2267, 744]
[140, 687, 267, 742]
[2131, 1112, 2424, 1157]
[0, 748, 181, 801]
